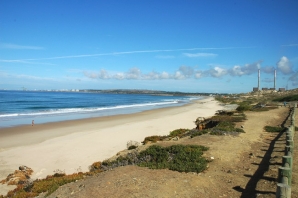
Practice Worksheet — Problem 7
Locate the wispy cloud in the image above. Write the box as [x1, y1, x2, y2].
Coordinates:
[0, 59, 56, 66]
[281, 44, 298, 47]
[0, 46, 255, 62]
[0, 43, 45, 50]
[0, 72, 58, 81]
[155, 55, 175, 59]
[183, 52, 217, 58]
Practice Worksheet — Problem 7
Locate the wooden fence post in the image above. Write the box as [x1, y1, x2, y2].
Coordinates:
[276, 183, 291, 198]
[285, 146, 293, 156]
[286, 140, 294, 147]
[282, 156, 292, 169]
[278, 167, 292, 185]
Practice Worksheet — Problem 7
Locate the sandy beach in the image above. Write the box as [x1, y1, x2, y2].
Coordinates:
[0, 97, 224, 194]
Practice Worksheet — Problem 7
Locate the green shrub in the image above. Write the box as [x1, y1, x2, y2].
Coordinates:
[216, 121, 235, 131]
[138, 145, 169, 169]
[235, 128, 245, 132]
[138, 144, 209, 173]
[190, 130, 208, 138]
[236, 103, 252, 112]
[264, 126, 283, 132]
[273, 94, 298, 102]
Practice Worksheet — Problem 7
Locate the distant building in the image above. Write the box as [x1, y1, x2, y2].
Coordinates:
[269, 88, 275, 90]
[262, 88, 268, 91]
[253, 87, 259, 92]
[279, 88, 286, 92]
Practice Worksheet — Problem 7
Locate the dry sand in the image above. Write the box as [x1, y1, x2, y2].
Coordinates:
[0, 97, 224, 195]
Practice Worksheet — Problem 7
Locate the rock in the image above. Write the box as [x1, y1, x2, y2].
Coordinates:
[172, 136, 179, 141]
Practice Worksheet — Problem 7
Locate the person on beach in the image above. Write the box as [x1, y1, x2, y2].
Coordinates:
[32, 120, 34, 126]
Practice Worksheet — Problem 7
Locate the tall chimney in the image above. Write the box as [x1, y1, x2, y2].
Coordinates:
[274, 70, 276, 90]
[258, 69, 260, 90]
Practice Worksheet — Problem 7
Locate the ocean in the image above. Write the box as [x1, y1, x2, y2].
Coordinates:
[0, 90, 201, 128]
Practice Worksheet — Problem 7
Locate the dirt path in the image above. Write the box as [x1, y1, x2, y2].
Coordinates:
[47, 107, 291, 198]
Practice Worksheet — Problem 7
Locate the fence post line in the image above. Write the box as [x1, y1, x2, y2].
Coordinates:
[276, 107, 295, 198]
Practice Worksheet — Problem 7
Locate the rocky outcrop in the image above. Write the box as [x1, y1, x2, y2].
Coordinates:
[0, 165, 33, 185]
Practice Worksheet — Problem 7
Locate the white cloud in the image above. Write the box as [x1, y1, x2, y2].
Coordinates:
[113, 73, 125, 80]
[229, 61, 261, 76]
[0, 43, 44, 50]
[195, 71, 203, 79]
[126, 67, 141, 79]
[174, 71, 185, 80]
[230, 65, 245, 76]
[209, 67, 228, 78]
[98, 69, 109, 79]
[83, 71, 100, 79]
[83, 60, 263, 81]
[183, 53, 217, 58]
[160, 72, 170, 79]
[277, 56, 293, 75]
[178, 66, 194, 78]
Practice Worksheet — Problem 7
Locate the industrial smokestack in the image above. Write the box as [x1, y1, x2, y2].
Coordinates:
[274, 70, 276, 90]
[258, 69, 260, 90]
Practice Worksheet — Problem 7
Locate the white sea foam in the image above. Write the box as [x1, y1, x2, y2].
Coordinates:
[0, 100, 179, 118]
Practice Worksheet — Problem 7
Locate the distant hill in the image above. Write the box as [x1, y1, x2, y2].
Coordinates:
[79, 89, 217, 96]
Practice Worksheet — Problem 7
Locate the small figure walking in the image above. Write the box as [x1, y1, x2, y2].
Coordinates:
[32, 120, 34, 126]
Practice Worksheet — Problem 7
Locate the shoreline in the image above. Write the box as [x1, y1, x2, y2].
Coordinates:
[0, 97, 225, 193]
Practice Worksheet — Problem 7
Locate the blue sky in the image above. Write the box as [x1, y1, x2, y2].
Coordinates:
[0, 0, 298, 93]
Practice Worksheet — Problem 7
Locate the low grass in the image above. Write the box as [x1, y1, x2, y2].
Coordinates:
[264, 125, 284, 133]
[273, 94, 298, 102]
[251, 106, 278, 112]
[210, 113, 246, 122]
[4, 172, 85, 198]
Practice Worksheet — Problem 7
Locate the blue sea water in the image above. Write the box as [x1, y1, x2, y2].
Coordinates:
[0, 90, 201, 128]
